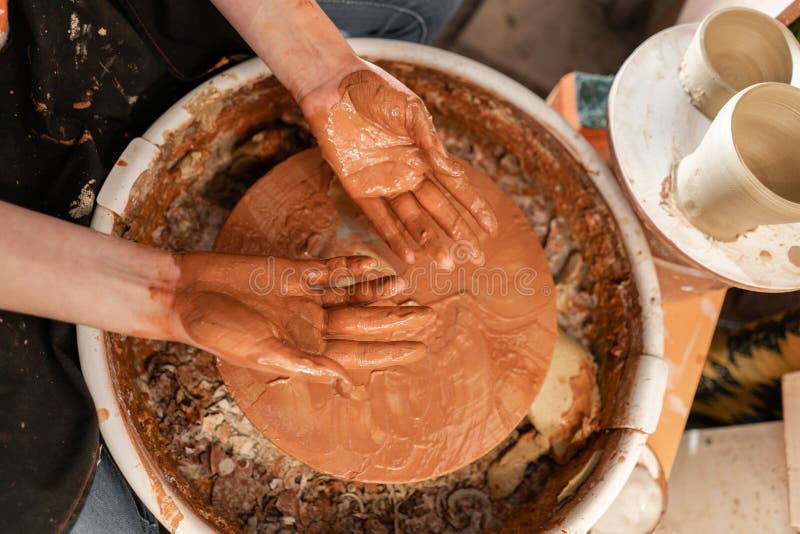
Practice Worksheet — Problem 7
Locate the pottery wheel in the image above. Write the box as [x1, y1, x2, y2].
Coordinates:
[213, 148, 557, 483]
[608, 23, 800, 291]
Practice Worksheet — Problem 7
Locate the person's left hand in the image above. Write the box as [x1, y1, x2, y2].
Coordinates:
[168, 252, 435, 393]
[301, 63, 498, 268]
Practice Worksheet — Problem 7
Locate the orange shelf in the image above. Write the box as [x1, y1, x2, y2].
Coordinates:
[547, 72, 725, 477]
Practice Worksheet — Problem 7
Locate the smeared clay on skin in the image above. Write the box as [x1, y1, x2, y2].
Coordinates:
[307, 70, 498, 266]
[213, 148, 557, 483]
[314, 70, 438, 197]
[486, 430, 550, 499]
[166, 252, 434, 392]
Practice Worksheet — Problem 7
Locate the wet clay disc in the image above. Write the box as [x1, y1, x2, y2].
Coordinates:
[213, 148, 557, 483]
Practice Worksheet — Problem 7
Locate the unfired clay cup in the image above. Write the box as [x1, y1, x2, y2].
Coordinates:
[673, 82, 800, 241]
[679, 7, 799, 118]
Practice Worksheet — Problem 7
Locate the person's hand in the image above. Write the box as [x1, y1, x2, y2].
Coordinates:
[301, 63, 498, 268]
[209, 1, 496, 267]
[167, 252, 435, 392]
[0, 201, 432, 395]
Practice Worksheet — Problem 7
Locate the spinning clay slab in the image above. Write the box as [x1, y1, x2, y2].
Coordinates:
[213, 148, 557, 483]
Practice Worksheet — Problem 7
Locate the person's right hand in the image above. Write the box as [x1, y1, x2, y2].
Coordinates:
[167, 252, 434, 392]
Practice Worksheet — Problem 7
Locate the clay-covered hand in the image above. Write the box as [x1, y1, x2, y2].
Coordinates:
[168, 252, 434, 391]
[302, 65, 498, 267]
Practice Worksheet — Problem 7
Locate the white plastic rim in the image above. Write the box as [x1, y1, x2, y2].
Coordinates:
[77, 39, 665, 533]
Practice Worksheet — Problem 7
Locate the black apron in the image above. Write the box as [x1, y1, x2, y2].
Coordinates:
[0, 2, 252, 531]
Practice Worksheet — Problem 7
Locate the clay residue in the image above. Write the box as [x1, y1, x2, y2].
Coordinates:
[527, 330, 600, 463]
[789, 246, 800, 268]
[96, 408, 109, 423]
[660, 175, 671, 203]
[169, 250, 431, 391]
[307, 69, 496, 265]
[105, 61, 641, 533]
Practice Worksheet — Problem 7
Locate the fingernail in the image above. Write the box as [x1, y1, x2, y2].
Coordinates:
[334, 377, 354, 397]
[419, 306, 436, 324]
[306, 271, 322, 283]
[483, 211, 499, 235]
[332, 276, 356, 288]
[358, 257, 378, 270]
[437, 252, 454, 271]
[389, 342, 427, 364]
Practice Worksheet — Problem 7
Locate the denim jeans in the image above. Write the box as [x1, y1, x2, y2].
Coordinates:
[320, 0, 461, 44]
[70, 448, 160, 534]
[70, 1, 459, 532]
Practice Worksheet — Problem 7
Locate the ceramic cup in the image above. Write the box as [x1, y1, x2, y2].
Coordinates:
[672, 82, 800, 241]
[679, 7, 799, 118]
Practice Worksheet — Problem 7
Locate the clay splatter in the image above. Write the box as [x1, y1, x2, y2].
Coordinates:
[68, 12, 93, 66]
[68, 13, 80, 40]
[68, 179, 96, 219]
[789, 246, 800, 268]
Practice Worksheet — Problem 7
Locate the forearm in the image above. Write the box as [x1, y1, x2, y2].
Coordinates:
[0, 201, 178, 339]
[211, 0, 362, 103]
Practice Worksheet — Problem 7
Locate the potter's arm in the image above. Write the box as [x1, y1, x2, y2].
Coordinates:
[212, 0, 498, 267]
[0, 200, 176, 339]
[0, 200, 433, 387]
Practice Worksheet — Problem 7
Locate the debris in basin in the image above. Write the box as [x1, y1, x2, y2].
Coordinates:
[107, 62, 637, 532]
[529, 329, 600, 463]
